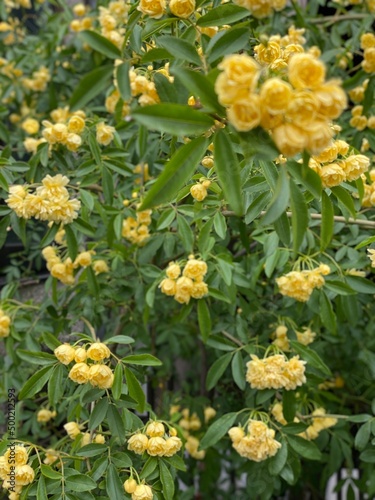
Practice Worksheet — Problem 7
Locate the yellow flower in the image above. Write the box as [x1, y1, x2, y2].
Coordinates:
[272, 123, 306, 158]
[37, 409, 56, 423]
[74, 347, 87, 363]
[314, 81, 347, 119]
[260, 78, 293, 115]
[159, 278, 177, 296]
[93, 260, 109, 275]
[4, 446, 28, 467]
[175, 276, 194, 294]
[183, 259, 207, 280]
[73, 3, 86, 16]
[234, 0, 273, 18]
[21, 118, 40, 135]
[227, 95, 261, 132]
[43, 449, 59, 465]
[132, 484, 153, 500]
[283, 356, 306, 390]
[166, 262, 181, 279]
[318, 163, 346, 188]
[87, 342, 111, 361]
[361, 32, 375, 50]
[94, 433, 105, 444]
[215, 54, 260, 106]
[147, 436, 166, 456]
[164, 436, 182, 456]
[15, 464, 35, 486]
[169, 0, 195, 18]
[228, 426, 245, 444]
[296, 327, 316, 346]
[74, 251, 92, 268]
[288, 53, 326, 89]
[54, 344, 76, 364]
[0, 310, 11, 337]
[65, 133, 82, 152]
[190, 183, 208, 201]
[69, 362, 90, 384]
[88, 364, 114, 389]
[271, 403, 287, 425]
[64, 422, 81, 439]
[146, 421, 165, 437]
[204, 406, 216, 422]
[124, 478, 138, 494]
[127, 433, 149, 454]
[254, 41, 281, 64]
[96, 122, 115, 146]
[340, 155, 370, 182]
[305, 120, 333, 155]
[190, 281, 208, 299]
[286, 90, 319, 127]
[185, 436, 205, 460]
[137, 0, 166, 18]
[234, 420, 281, 462]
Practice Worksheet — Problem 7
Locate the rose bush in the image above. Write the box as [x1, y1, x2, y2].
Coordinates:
[0, 0, 375, 498]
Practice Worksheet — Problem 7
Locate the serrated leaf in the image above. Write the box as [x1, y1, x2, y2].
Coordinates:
[200, 412, 238, 449]
[214, 129, 243, 216]
[139, 137, 208, 210]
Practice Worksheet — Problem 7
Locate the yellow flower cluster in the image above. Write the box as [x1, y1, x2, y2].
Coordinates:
[41, 112, 86, 152]
[122, 208, 152, 245]
[361, 170, 375, 207]
[349, 104, 375, 131]
[0, 309, 11, 338]
[360, 32, 375, 73]
[124, 479, 153, 500]
[348, 78, 369, 103]
[246, 354, 306, 390]
[69, 1, 93, 32]
[97, 0, 130, 49]
[6, 175, 81, 225]
[63, 421, 105, 445]
[37, 409, 57, 423]
[169, 0, 195, 18]
[22, 65, 50, 92]
[190, 179, 211, 201]
[276, 264, 330, 302]
[0, 446, 34, 499]
[54, 342, 114, 389]
[159, 257, 209, 304]
[367, 248, 375, 267]
[233, 0, 286, 18]
[272, 325, 316, 351]
[215, 50, 347, 157]
[43, 449, 60, 466]
[308, 140, 370, 188]
[127, 421, 183, 458]
[229, 421, 281, 462]
[271, 402, 298, 425]
[129, 68, 160, 107]
[299, 408, 338, 440]
[0, 17, 25, 45]
[96, 122, 116, 146]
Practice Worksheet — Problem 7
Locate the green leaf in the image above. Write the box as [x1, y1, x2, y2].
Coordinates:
[0, 171, 9, 191]
[65, 474, 97, 492]
[177, 214, 194, 252]
[283, 390, 296, 422]
[260, 167, 290, 226]
[359, 449, 375, 463]
[105, 335, 135, 344]
[102, 166, 114, 204]
[140, 457, 159, 479]
[86, 266, 100, 297]
[206, 352, 233, 390]
[40, 222, 60, 247]
[319, 291, 337, 334]
[345, 276, 375, 294]
[245, 191, 271, 224]
[73, 217, 96, 237]
[17, 350, 55, 365]
[287, 435, 322, 461]
[107, 404, 125, 443]
[89, 397, 109, 430]
[69, 65, 112, 111]
[208, 287, 232, 303]
[324, 279, 356, 295]
[286, 160, 322, 199]
[132, 104, 214, 136]
[112, 363, 123, 400]
[76, 444, 107, 457]
[320, 191, 334, 251]
[171, 67, 223, 112]
[198, 299, 212, 342]
[159, 460, 175, 500]
[231, 351, 245, 390]
[274, 212, 291, 246]
[116, 62, 131, 102]
[41, 465, 62, 480]
[125, 366, 146, 413]
[88, 133, 102, 166]
[290, 340, 332, 376]
[64, 225, 78, 261]
[268, 439, 288, 476]
[331, 186, 356, 218]
[200, 412, 238, 449]
[153, 73, 178, 103]
[157, 208, 176, 230]
[289, 178, 308, 255]
[139, 137, 209, 210]
[214, 129, 244, 216]
[213, 211, 227, 239]
[42, 332, 61, 350]
[206, 28, 248, 63]
[197, 4, 249, 26]
[355, 421, 372, 451]
[19, 365, 54, 400]
[79, 30, 121, 59]
[37, 474, 48, 500]
[48, 363, 66, 407]
[156, 35, 201, 65]
[122, 354, 162, 366]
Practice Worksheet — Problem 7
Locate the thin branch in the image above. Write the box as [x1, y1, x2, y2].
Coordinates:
[222, 330, 243, 347]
